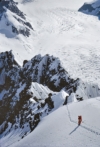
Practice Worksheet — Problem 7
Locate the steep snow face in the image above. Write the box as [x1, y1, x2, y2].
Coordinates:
[52, 90, 69, 110]
[75, 80, 100, 100]
[68, 93, 78, 103]
[29, 82, 54, 100]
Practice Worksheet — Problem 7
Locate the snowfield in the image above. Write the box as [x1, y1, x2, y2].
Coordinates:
[4, 97, 100, 147]
[0, 0, 100, 85]
[1, 0, 100, 146]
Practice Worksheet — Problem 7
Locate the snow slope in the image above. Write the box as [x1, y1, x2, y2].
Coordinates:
[1, 1, 100, 146]
[0, 0, 100, 85]
[7, 97, 100, 147]
[0, 88, 69, 147]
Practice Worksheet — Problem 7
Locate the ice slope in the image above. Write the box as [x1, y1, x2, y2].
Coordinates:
[0, 0, 99, 85]
[8, 97, 100, 147]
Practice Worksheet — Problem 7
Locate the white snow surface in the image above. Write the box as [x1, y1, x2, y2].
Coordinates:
[30, 82, 54, 99]
[52, 90, 69, 110]
[68, 93, 78, 103]
[0, 0, 100, 85]
[1, 0, 100, 146]
[4, 97, 100, 147]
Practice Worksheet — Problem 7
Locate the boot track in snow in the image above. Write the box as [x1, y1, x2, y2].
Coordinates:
[66, 105, 100, 135]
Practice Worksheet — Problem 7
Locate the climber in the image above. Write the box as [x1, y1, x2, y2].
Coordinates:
[78, 115, 82, 125]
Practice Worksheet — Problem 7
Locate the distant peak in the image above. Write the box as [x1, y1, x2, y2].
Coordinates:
[0, 0, 33, 37]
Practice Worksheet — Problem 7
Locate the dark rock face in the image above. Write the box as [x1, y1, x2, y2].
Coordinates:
[0, 0, 33, 37]
[22, 54, 79, 92]
[78, 3, 95, 13]
[0, 51, 20, 124]
[78, 1, 100, 19]
[0, 51, 79, 137]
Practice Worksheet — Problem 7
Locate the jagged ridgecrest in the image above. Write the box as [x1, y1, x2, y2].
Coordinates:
[0, 51, 79, 138]
[22, 54, 79, 92]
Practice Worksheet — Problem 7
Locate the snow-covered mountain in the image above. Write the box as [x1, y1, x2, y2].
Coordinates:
[0, 0, 33, 37]
[1, 0, 100, 146]
[0, 49, 100, 146]
[0, 50, 77, 144]
[0, 0, 100, 85]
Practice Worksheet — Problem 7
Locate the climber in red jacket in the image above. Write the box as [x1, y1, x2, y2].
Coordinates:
[78, 116, 82, 125]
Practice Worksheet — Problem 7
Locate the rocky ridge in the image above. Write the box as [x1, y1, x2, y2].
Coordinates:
[0, 0, 33, 37]
[0, 50, 78, 139]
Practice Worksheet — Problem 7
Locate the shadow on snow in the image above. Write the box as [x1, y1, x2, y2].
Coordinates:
[69, 125, 79, 135]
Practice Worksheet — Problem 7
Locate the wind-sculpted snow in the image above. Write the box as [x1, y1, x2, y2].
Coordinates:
[78, 0, 100, 19]
[0, 0, 33, 37]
